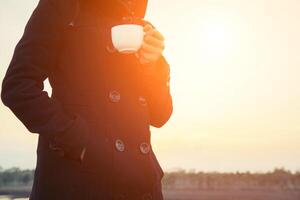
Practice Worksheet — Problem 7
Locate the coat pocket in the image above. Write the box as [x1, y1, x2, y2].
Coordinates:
[79, 123, 111, 176]
[47, 117, 91, 161]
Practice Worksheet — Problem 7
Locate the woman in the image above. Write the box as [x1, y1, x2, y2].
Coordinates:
[1, 0, 173, 199]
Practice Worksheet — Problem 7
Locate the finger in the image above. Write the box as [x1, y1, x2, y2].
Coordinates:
[142, 19, 154, 28]
[144, 35, 165, 49]
[144, 28, 155, 36]
[141, 42, 163, 54]
[140, 51, 161, 62]
[139, 56, 151, 64]
[143, 24, 153, 32]
[153, 30, 165, 41]
[145, 29, 165, 41]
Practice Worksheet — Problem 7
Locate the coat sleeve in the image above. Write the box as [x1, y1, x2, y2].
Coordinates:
[1, 0, 88, 161]
[140, 56, 173, 128]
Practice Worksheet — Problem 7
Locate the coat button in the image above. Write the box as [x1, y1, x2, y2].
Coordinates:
[141, 193, 153, 200]
[139, 142, 150, 154]
[109, 90, 121, 103]
[138, 96, 147, 106]
[115, 139, 125, 152]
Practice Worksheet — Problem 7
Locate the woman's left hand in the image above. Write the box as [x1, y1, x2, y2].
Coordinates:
[138, 24, 165, 64]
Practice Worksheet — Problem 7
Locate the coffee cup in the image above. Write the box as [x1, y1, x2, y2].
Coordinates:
[111, 24, 144, 53]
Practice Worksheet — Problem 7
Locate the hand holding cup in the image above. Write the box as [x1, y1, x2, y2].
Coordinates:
[138, 24, 165, 64]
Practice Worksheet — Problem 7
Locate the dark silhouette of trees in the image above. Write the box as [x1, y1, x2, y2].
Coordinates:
[0, 167, 34, 188]
[162, 168, 300, 190]
[0, 166, 299, 191]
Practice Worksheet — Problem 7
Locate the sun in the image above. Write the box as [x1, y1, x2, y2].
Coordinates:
[198, 16, 240, 61]
[202, 22, 232, 58]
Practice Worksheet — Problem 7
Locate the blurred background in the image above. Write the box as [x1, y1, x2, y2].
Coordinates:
[1, 0, 300, 199]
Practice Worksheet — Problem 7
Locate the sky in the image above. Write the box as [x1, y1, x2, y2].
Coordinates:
[1, 0, 300, 172]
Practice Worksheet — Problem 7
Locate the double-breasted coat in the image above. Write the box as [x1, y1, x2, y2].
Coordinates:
[1, 0, 173, 199]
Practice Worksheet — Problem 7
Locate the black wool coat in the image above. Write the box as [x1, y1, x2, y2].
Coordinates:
[1, 0, 173, 199]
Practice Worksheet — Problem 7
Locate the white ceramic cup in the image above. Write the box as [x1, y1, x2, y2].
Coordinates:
[111, 24, 144, 53]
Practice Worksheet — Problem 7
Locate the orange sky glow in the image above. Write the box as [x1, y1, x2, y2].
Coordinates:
[0, 0, 300, 172]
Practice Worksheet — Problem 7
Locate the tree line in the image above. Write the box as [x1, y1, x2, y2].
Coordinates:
[0, 167, 34, 188]
[162, 168, 300, 190]
[0, 166, 300, 191]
